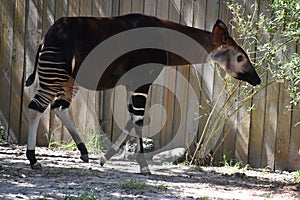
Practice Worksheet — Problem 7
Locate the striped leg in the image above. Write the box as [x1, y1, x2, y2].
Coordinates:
[128, 84, 151, 174]
[50, 76, 89, 162]
[27, 86, 58, 169]
[26, 109, 43, 169]
[100, 120, 133, 166]
[26, 46, 71, 169]
[26, 90, 56, 169]
[100, 84, 151, 174]
[52, 105, 88, 162]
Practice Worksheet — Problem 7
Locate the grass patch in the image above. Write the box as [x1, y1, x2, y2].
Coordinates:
[120, 180, 147, 190]
[155, 183, 167, 191]
[0, 124, 5, 142]
[64, 190, 98, 200]
[218, 155, 252, 175]
[86, 129, 104, 152]
[47, 125, 109, 152]
[293, 170, 300, 182]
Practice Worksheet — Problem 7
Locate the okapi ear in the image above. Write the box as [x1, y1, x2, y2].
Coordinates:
[212, 19, 229, 45]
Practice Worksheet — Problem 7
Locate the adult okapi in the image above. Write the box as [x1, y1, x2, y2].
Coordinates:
[25, 13, 261, 174]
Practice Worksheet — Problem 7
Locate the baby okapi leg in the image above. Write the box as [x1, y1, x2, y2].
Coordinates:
[135, 124, 151, 174]
[99, 120, 133, 166]
[26, 109, 43, 170]
[53, 106, 89, 162]
[129, 84, 151, 174]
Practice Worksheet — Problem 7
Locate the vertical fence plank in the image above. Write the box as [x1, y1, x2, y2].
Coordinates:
[0, 0, 14, 142]
[275, 82, 292, 170]
[111, 0, 120, 16]
[144, 0, 156, 15]
[164, 0, 181, 149]
[105, 0, 120, 143]
[96, 0, 114, 142]
[92, 0, 112, 17]
[234, 0, 256, 164]
[274, 35, 295, 170]
[143, 0, 160, 149]
[76, 0, 92, 139]
[151, 0, 171, 151]
[33, 0, 49, 146]
[131, 0, 143, 13]
[218, 0, 236, 160]
[174, 0, 193, 149]
[183, 1, 202, 154]
[110, 0, 132, 144]
[260, 0, 279, 170]
[192, 0, 208, 155]
[120, 0, 131, 15]
[9, 0, 26, 143]
[50, 0, 68, 144]
[262, 81, 279, 169]
[55, 0, 68, 18]
[68, 0, 80, 17]
[249, 0, 268, 168]
[201, 0, 219, 160]
[66, 0, 83, 144]
[39, 0, 55, 146]
[190, 0, 206, 155]
[288, 43, 300, 171]
[210, 0, 228, 162]
[289, 104, 300, 171]
[90, 1, 109, 145]
[21, 0, 47, 145]
[82, 0, 101, 143]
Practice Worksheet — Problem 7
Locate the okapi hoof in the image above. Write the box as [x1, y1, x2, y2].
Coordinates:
[99, 155, 107, 166]
[80, 154, 89, 163]
[140, 166, 151, 175]
[31, 162, 42, 170]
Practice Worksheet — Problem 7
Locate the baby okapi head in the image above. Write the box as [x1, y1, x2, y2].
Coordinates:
[210, 20, 261, 86]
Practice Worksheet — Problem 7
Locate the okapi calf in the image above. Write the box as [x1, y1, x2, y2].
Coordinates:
[25, 13, 261, 174]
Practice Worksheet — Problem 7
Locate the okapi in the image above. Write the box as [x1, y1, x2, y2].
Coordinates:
[25, 13, 261, 174]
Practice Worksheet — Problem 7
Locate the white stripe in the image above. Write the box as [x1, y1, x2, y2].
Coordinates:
[38, 59, 66, 65]
[133, 93, 148, 97]
[131, 105, 145, 111]
[38, 81, 62, 87]
[39, 50, 63, 55]
[38, 66, 67, 72]
[39, 76, 68, 82]
[132, 115, 144, 123]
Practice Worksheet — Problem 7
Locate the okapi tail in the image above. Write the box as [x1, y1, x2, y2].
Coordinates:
[25, 42, 43, 87]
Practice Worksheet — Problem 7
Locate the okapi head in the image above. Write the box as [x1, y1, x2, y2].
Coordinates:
[210, 20, 261, 86]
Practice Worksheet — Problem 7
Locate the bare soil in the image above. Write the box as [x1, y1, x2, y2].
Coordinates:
[0, 143, 299, 200]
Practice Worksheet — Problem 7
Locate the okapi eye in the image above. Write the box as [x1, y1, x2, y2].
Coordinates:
[237, 55, 243, 62]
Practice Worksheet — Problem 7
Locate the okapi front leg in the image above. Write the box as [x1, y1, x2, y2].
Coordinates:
[53, 106, 89, 162]
[134, 124, 151, 174]
[128, 84, 151, 174]
[99, 120, 133, 166]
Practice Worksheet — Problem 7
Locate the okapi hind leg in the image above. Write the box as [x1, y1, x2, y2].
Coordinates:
[52, 102, 89, 163]
[26, 108, 43, 170]
[135, 124, 151, 174]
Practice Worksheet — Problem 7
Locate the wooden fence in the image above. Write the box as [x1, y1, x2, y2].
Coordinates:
[0, 0, 299, 171]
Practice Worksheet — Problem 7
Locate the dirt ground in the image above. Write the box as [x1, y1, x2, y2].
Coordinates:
[0, 143, 299, 200]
